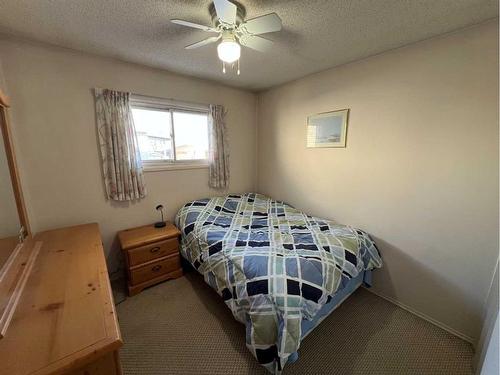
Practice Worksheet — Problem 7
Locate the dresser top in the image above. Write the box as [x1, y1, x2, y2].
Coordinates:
[0, 223, 122, 375]
[118, 222, 181, 250]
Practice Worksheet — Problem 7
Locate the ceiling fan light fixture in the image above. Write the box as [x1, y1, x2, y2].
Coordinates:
[217, 39, 241, 63]
[172, 0, 283, 75]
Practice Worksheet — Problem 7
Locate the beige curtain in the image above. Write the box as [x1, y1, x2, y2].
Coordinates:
[94, 88, 146, 201]
[208, 104, 229, 189]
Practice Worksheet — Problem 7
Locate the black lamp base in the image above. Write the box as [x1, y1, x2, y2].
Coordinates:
[154, 221, 166, 228]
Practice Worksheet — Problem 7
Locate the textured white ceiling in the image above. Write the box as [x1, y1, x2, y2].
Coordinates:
[0, 0, 497, 91]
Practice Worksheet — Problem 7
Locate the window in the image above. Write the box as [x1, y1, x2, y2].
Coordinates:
[130, 95, 209, 171]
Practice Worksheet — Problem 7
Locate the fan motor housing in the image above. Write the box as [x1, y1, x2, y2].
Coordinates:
[209, 1, 246, 27]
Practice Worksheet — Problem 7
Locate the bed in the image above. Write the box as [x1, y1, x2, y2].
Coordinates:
[175, 193, 382, 373]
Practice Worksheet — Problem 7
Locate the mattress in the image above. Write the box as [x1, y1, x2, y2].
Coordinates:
[285, 269, 370, 364]
[175, 193, 382, 373]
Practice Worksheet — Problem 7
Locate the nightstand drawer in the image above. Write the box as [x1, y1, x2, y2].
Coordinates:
[128, 237, 178, 266]
[130, 254, 181, 285]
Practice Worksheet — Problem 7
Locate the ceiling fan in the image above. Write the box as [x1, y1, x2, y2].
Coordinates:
[171, 0, 282, 75]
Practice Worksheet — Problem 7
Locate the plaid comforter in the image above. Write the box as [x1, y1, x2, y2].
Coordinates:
[175, 193, 382, 373]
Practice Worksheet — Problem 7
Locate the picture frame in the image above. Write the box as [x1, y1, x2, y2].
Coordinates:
[306, 109, 349, 148]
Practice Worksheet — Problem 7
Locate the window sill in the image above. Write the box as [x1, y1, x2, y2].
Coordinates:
[143, 162, 209, 172]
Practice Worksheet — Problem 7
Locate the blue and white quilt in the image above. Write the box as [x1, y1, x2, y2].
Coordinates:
[175, 193, 382, 373]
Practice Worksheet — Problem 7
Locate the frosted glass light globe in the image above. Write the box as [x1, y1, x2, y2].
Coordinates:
[217, 40, 241, 63]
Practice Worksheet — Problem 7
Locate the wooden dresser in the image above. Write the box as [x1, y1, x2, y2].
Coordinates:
[118, 223, 183, 296]
[0, 224, 122, 375]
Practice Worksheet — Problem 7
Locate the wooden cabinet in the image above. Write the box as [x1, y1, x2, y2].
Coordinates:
[118, 223, 183, 296]
[0, 223, 122, 375]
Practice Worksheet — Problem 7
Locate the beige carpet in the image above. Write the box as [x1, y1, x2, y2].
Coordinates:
[115, 272, 474, 375]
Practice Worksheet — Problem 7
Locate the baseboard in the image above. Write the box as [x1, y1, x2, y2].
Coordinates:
[362, 286, 475, 345]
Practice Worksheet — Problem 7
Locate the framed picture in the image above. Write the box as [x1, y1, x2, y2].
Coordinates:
[306, 109, 349, 148]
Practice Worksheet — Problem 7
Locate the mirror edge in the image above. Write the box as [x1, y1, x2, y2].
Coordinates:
[0, 87, 31, 240]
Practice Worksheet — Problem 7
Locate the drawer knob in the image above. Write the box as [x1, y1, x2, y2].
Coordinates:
[150, 246, 160, 253]
[152, 265, 162, 272]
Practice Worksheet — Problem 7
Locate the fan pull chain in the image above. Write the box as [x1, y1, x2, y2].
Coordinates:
[221, 60, 240, 75]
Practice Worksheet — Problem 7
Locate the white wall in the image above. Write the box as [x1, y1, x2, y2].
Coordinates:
[480, 317, 499, 375]
[0, 37, 257, 272]
[476, 261, 499, 374]
[256, 21, 499, 341]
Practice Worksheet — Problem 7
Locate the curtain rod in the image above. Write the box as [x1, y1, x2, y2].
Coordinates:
[94, 87, 216, 109]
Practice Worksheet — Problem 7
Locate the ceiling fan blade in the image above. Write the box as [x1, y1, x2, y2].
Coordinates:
[171, 19, 216, 32]
[185, 35, 221, 49]
[240, 13, 282, 35]
[239, 35, 273, 52]
[213, 0, 237, 25]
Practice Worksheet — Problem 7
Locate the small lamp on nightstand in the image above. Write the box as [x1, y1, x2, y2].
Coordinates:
[154, 204, 166, 228]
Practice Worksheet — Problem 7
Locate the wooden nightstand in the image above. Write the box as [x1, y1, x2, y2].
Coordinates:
[118, 222, 183, 296]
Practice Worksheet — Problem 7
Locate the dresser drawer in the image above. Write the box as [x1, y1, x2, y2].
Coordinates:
[129, 254, 181, 285]
[127, 237, 178, 266]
